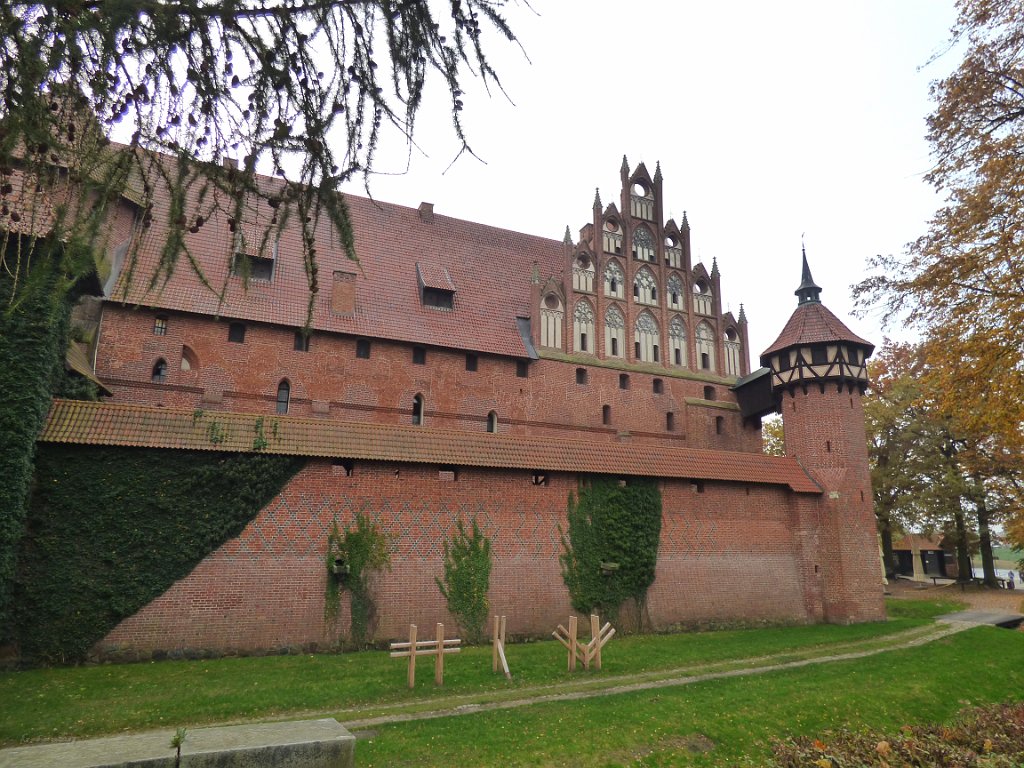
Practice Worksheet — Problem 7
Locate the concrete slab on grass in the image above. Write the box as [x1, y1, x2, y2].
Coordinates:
[0, 717, 354, 768]
[938, 610, 1024, 628]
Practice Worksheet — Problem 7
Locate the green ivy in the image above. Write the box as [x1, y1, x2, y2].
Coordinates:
[13, 445, 305, 664]
[0, 239, 78, 641]
[325, 513, 390, 649]
[435, 518, 492, 645]
[560, 477, 662, 629]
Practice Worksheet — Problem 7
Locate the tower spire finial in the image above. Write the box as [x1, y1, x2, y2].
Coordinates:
[795, 238, 822, 305]
[593, 187, 602, 211]
[563, 225, 572, 246]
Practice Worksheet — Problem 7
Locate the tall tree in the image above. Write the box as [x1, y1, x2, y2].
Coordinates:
[0, 0, 522, 638]
[855, 0, 1024, 457]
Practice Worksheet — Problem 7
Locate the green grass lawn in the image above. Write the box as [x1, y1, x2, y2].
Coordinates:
[5, 596, 1020, 768]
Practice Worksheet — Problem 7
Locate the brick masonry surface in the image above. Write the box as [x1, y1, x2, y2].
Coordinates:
[97, 459, 877, 658]
[95, 306, 761, 452]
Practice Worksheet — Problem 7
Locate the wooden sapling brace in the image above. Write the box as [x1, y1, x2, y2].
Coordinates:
[389, 623, 461, 688]
[552, 614, 615, 671]
[492, 615, 511, 679]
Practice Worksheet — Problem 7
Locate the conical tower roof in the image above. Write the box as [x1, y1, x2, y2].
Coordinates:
[761, 253, 872, 361]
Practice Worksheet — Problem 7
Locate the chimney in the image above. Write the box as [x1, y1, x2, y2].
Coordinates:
[418, 202, 434, 223]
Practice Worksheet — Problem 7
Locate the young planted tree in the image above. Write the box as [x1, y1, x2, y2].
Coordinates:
[325, 513, 391, 648]
[435, 518, 492, 645]
[560, 478, 661, 630]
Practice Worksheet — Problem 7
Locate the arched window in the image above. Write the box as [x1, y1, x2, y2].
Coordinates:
[667, 273, 683, 309]
[276, 380, 290, 414]
[632, 225, 655, 261]
[696, 322, 716, 371]
[605, 304, 625, 358]
[603, 260, 625, 299]
[572, 252, 595, 292]
[634, 312, 660, 363]
[669, 316, 688, 367]
[724, 327, 742, 376]
[602, 404, 612, 425]
[151, 358, 167, 383]
[693, 279, 713, 315]
[573, 300, 595, 354]
[540, 292, 564, 349]
[180, 345, 199, 372]
[412, 394, 424, 425]
[487, 411, 498, 433]
[633, 268, 658, 305]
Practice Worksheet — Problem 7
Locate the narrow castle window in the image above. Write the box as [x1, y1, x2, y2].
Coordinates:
[619, 373, 630, 390]
[602, 404, 611, 425]
[531, 472, 549, 486]
[466, 353, 478, 372]
[666, 412, 674, 431]
[412, 394, 424, 425]
[276, 380, 290, 414]
[703, 386, 716, 400]
[576, 368, 588, 385]
[516, 360, 529, 378]
[294, 331, 310, 352]
[487, 411, 498, 433]
[228, 322, 246, 343]
[715, 416, 724, 435]
[412, 346, 426, 365]
[153, 316, 168, 336]
[151, 359, 167, 383]
[653, 378, 663, 394]
[356, 338, 371, 358]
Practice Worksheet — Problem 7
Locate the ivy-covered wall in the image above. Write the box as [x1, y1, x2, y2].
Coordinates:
[0, 240, 76, 643]
[13, 445, 304, 664]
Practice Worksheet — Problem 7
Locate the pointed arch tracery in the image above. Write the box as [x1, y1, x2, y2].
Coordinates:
[724, 326, 742, 377]
[696, 321, 716, 371]
[667, 273, 684, 309]
[669, 315, 688, 368]
[634, 311, 660, 363]
[605, 303, 625, 358]
[632, 224, 655, 262]
[573, 252, 595, 293]
[603, 260, 624, 299]
[633, 267, 658, 305]
[540, 291, 564, 349]
[573, 299, 595, 354]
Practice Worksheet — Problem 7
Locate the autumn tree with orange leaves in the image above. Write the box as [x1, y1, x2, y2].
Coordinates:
[856, 0, 1024, 559]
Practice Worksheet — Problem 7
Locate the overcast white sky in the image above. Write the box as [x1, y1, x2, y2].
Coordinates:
[339, 0, 959, 362]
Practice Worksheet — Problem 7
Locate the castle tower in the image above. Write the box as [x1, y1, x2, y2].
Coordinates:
[760, 252, 885, 622]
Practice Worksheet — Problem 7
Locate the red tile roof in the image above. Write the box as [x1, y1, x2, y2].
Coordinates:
[109, 148, 562, 358]
[892, 534, 945, 552]
[761, 301, 873, 358]
[416, 262, 456, 292]
[40, 399, 822, 493]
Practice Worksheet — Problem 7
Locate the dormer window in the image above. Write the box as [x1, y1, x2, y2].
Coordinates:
[417, 263, 456, 310]
[423, 287, 454, 309]
[231, 252, 275, 281]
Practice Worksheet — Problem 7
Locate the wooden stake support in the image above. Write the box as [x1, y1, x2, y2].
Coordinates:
[552, 614, 615, 671]
[491, 615, 511, 679]
[389, 623, 461, 688]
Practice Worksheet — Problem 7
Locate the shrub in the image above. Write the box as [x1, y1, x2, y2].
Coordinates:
[560, 477, 661, 629]
[436, 518, 492, 645]
[325, 513, 391, 648]
[771, 701, 1024, 767]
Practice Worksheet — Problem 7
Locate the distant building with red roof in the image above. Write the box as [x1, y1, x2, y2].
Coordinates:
[31, 152, 885, 656]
